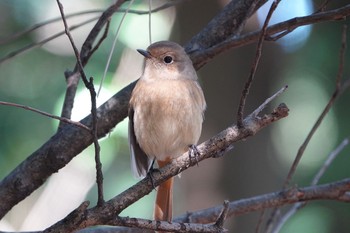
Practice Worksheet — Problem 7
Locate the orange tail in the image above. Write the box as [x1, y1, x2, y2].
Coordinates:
[154, 160, 173, 223]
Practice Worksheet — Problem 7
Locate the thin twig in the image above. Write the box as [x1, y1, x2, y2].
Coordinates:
[45, 177, 350, 232]
[266, 0, 334, 42]
[283, 24, 347, 188]
[265, 24, 348, 233]
[59, 0, 127, 129]
[0, 0, 288, 221]
[271, 138, 349, 233]
[255, 209, 266, 233]
[0, 16, 100, 65]
[0, 101, 91, 132]
[192, 4, 350, 69]
[56, 0, 104, 206]
[186, 0, 266, 53]
[42, 102, 290, 232]
[0, 1, 181, 46]
[175, 178, 350, 225]
[251, 85, 288, 117]
[340, 77, 350, 94]
[123, 0, 182, 15]
[0, 10, 102, 46]
[148, 0, 152, 44]
[336, 24, 347, 88]
[314, 0, 332, 13]
[98, 0, 135, 97]
[88, 19, 111, 60]
[214, 200, 230, 231]
[236, 0, 281, 127]
[265, 28, 295, 42]
[311, 138, 349, 185]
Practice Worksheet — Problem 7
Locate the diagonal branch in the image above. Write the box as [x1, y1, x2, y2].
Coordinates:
[56, 0, 104, 206]
[284, 24, 347, 188]
[0, 101, 91, 132]
[0, 0, 265, 219]
[237, 0, 280, 127]
[270, 137, 350, 233]
[0, 81, 135, 219]
[0, 1, 180, 65]
[0, 16, 100, 65]
[192, 4, 350, 69]
[1, 0, 349, 225]
[1, 177, 350, 233]
[174, 178, 350, 225]
[264, 23, 349, 233]
[185, 0, 267, 52]
[42, 100, 289, 232]
[58, 0, 127, 127]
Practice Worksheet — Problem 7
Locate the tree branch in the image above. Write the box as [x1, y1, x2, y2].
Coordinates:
[265, 23, 349, 233]
[270, 137, 350, 233]
[192, 4, 350, 69]
[237, 0, 280, 127]
[40, 100, 289, 232]
[0, 1, 181, 58]
[0, 0, 266, 219]
[56, 0, 104, 206]
[2, 177, 350, 233]
[0, 16, 100, 65]
[174, 178, 350, 224]
[58, 0, 126, 128]
[284, 23, 347, 188]
[0, 80, 135, 219]
[1, 0, 349, 229]
[0, 101, 90, 132]
[185, 0, 267, 52]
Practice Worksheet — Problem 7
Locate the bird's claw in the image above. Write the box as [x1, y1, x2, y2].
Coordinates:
[188, 144, 200, 166]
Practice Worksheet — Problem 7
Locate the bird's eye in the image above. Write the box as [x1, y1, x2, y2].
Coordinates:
[163, 56, 173, 64]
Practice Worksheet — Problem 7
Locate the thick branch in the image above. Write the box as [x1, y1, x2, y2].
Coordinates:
[185, 0, 267, 51]
[58, 0, 126, 128]
[1, 0, 349, 223]
[0, 0, 263, 219]
[0, 82, 135, 219]
[192, 3, 350, 69]
[174, 178, 350, 224]
[109, 216, 224, 233]
[40, 177, 350, 233]
[2, 177, 350, 233]
[41, 103, 289, 232]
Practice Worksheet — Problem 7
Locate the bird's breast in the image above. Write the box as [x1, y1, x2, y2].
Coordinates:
[130, 79, 205, 161]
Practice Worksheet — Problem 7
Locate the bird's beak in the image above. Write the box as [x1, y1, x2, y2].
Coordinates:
[137, 49, 152, 58]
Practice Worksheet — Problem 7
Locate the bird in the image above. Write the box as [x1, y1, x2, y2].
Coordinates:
[128, 41, 206, 225]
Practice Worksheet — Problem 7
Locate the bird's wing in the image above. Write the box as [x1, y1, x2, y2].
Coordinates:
[128, 107, 153, 178]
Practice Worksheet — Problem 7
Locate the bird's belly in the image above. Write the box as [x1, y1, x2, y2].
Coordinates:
[133, 96, 202, 162]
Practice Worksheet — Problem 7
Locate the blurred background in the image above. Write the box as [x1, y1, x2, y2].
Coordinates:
[0, 0, 350, 232]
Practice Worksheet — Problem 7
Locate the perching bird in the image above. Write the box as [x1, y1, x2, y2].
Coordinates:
[128, 41, 206, 225]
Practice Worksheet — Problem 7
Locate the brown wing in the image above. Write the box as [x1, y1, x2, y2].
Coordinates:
[128, 107, 153, 178]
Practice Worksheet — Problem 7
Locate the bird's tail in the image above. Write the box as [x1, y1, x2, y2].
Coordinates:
[154, 160, 173, 232]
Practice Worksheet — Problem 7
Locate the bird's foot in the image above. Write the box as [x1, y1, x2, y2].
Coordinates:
[147, 160, 160, 190]
[188, 144, 200, 166]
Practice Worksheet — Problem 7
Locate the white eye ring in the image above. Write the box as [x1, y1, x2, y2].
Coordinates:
[163, 56, 173, 64]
